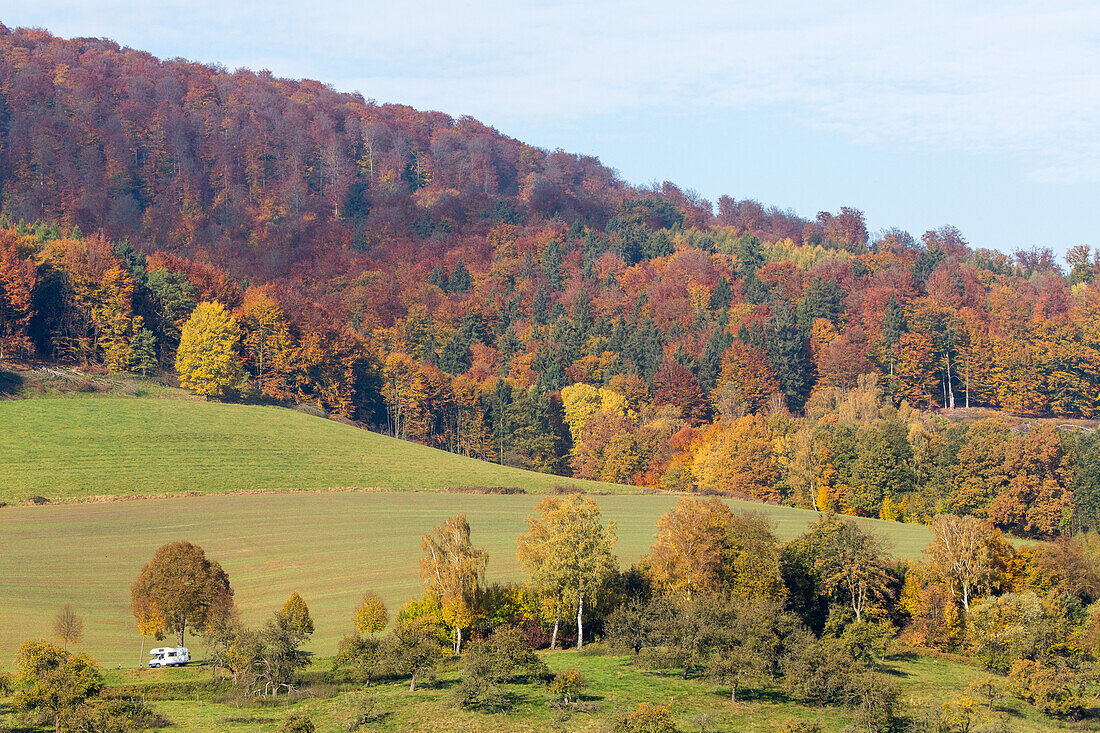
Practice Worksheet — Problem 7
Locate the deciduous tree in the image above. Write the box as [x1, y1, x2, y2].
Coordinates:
[517, 495, 617, 649]
[130, 541, 234, 647]
[420, 514, 488, 654]
[175, 301, 247, 397]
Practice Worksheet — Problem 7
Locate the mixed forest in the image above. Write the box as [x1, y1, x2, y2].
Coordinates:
[3, 26, 1100, 538]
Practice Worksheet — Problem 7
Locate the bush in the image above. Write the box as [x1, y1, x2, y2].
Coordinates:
[62, 698, 171, 732]
[1008, 659, 1086, 718]
[614, 702, 680, 733]
[11, 641, 103, 728]
[344, 694, 382, 731]
[451, 627, 549, 711]
[445, 485, 526, 495]
[775, 721, 824, 733]
[279, 710, 315, 733]
[577, 641, 607, 657]
[549, 669, 587, 703]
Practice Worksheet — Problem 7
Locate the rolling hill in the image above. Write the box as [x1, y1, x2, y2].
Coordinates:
[0, 392, 935, 666]
[0, 393, 628, 502]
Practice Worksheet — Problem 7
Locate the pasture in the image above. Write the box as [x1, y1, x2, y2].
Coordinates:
[0, 395, 628, 502]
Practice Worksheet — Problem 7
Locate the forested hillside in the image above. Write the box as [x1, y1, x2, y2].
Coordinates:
[2, 26, 1100, 537]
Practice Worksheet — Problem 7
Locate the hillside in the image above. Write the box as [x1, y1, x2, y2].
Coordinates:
[0, 392, 627, 502]
[2, 26, 1100, 541]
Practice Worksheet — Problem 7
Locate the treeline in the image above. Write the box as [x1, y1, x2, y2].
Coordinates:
[10, 498, 1100, 731]
[4, 222, 1100, 538]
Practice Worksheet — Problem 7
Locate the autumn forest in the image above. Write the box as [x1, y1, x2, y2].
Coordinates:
[2, 26, 1099, 539]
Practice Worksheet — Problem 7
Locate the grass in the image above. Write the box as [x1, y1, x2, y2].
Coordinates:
[0, 394, 632, 502]
[0, 492, 931, 668]
[0, 650, 1066, 732]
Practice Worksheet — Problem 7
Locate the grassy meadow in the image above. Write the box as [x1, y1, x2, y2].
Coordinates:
[0, 649, 1064, 733]
[0, 395, 631, 502]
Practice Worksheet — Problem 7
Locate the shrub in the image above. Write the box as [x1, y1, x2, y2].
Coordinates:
[614, 702, 680, 733]
[1008, 659, 1086, 718]
[445, 485, 526, 495]
[775, 721, 824, 733]
[548, 669, 587, 703]
[279, 710, 314, 733]
[11, 641, 103, 729]
[577, 641, 607, 657]
[451, 627, 548, 711]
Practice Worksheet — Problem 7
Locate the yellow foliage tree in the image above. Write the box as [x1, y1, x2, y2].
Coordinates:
[277, 591, 314, 637]
[175, 301, 247, 397]
[420, 514, 488, 654]
[561, 383, 601, 443]
[353, 592, 389, 635]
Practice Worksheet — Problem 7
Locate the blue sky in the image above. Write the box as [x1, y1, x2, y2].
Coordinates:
[7, 1, 1098, 256]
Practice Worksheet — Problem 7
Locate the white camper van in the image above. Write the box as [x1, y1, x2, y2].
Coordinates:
[148, 647, 190, 668]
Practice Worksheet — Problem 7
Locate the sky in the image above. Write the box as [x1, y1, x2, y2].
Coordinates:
[6, 1, 1099, 256]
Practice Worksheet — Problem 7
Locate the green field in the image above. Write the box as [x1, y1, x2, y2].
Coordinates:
[0, 395, 629, 502]
[0, 492, 932, 668]
[0, 650, 1061, 733]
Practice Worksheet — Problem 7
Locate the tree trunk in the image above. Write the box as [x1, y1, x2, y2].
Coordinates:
[946, 351, 955, 410]
[176, 622, 185, 648]
[551, 611, 560, 650]
[138, 634, 145, 670]
[732, 682, 737, 703]
[409, 671, 416, 692]
[576, 590, 584, 650]
[966, 361, 970, 409]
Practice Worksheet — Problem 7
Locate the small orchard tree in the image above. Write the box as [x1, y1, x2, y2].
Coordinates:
[11, 640, 103, 731]
[452, 627, 547, 711]
[131, 541, 234, 647]
[53, 604, 84, 646]
[419, 514, 487, 654]
[354, 592, 389, 635]
[517, 495, 618, 649]
[388, 618, 444, 692]
[337, 592, 390, 688]
[813, 519, 892, 622]
[277, 592, 314, 638]
[175, 301, 247, 397]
